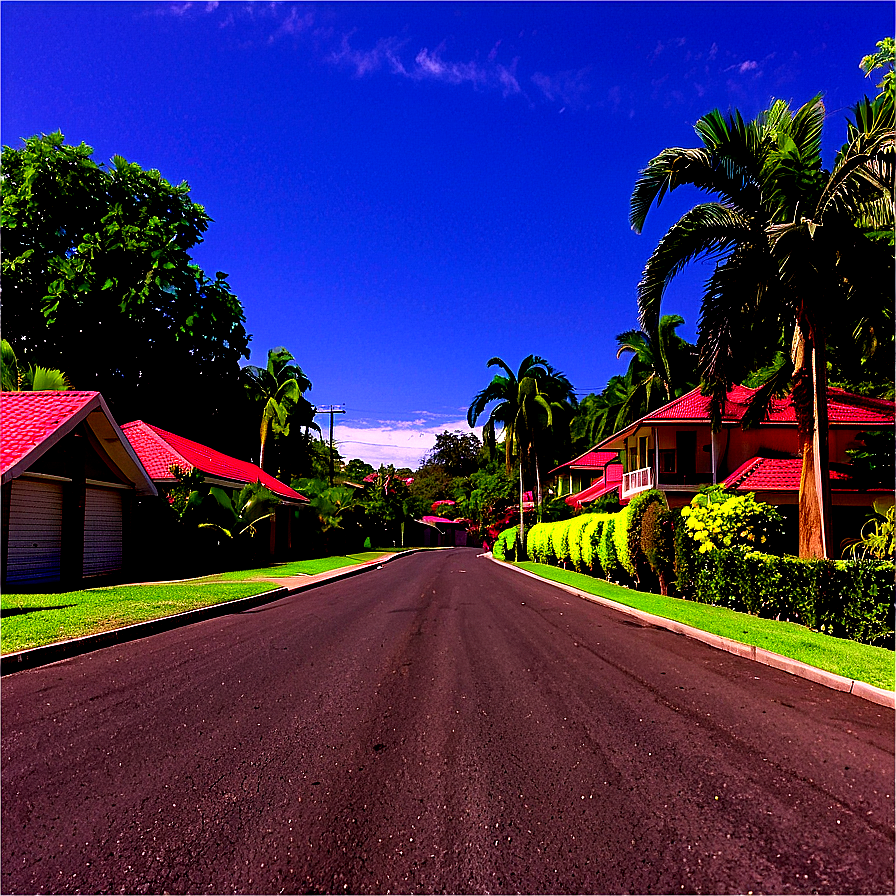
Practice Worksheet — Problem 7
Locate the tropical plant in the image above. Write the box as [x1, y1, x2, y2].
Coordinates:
[842, 500, 896, 561]
[242, 347, 318, 472]
[182, 481, 279, 541]
[613, 314, 697, 423]
[468, 355, 577, 547]
[630, 86, 894, 559]
[1, 339, 71, 391]
[679, 487, 784, 555]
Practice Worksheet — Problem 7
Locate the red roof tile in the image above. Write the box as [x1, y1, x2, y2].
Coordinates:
[1, 391, 155, 494]
[121, 420, 306, 502]
[723, 456, 862, 492]
[643, 385, 895, 426]
[1, 391, 100, 475]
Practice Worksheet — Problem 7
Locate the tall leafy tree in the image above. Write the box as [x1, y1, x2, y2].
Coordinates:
[241, 347, 317, 472]
[1, 132, 250, 447]
[630, 87, 894, 558]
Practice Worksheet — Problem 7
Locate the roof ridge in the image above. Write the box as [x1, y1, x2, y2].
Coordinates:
[123, 420, 192, 475]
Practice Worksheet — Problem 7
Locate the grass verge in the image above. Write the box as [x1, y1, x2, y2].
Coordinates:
[514, 561, 895, 691]
[0, 552, 400, 655]
[208, 551, 395, 582]
[1, 583, 274, 655]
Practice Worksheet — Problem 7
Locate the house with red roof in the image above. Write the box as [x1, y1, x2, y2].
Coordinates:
[1, 391, 157, 587]
[546, 448, 623, 509]
[592, 384, 894, 550]
[121, 420, 307, 559]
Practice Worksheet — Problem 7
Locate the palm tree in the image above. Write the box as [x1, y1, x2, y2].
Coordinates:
[630, 91, 894, 558]
[241, 347, 317, 472]
[614, 314, 698, 422]
[468, 355, 576, 543]
[1, 339, 71, 391]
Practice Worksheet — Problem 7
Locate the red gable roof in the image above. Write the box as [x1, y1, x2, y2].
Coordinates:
[722, 456, 876, 493]
[549, 449, 619, 476]
[1, 391, 155, 494]
[121, 420, 306, 503]
[641, 385, 894, 426]
[598, 385, 894, 449]
[1, 391, 97, 476]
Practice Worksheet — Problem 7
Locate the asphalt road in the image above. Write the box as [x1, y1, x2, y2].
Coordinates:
[2, 548, 893, 895]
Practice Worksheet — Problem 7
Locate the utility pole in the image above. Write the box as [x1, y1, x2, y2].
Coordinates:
[314, 406, 346, 486]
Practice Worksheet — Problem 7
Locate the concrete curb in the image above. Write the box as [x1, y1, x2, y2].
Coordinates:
[1, 549, 426, 675]
[492, 558, 896, 710]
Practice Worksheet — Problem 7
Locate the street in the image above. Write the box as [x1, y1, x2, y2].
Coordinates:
[2, 548, 893, 894]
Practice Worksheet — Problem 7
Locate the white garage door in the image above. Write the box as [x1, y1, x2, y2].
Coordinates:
[6, 478, 64, 585]
[83, 486, 123, 578]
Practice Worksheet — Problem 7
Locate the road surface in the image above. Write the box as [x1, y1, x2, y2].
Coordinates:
[2, 548, 893, 894]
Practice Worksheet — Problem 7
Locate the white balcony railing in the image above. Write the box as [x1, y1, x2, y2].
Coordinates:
[621, 466, 654, 500]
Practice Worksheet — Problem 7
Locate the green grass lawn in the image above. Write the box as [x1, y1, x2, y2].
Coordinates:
[1, 582, 274, 655]
[208, 551, 395, 582]
[1, 552, 398, 655]
[513, 561, 895, 691]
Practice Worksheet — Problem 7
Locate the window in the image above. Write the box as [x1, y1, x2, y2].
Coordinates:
[659, 450, 676, 473]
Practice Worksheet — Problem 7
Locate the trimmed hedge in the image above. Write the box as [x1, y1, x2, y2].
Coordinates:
[494, 487, 894, 648]
[685, 547, 894, 647]
[493, 526, 519, 561]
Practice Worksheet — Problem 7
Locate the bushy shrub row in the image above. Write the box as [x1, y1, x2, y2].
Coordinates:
[521, 489, 672, 588]
[679, 547, 894, 647]
[491, 484, 893, 648]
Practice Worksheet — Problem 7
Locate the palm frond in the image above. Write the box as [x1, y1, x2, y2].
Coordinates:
[636, 202, 748, 332]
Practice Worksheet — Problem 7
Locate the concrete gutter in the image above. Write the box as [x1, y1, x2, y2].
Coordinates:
[1, 549, 423, 675]
[493, 558, 895, 710]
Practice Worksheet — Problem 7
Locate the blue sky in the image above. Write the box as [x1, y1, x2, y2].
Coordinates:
[2, 2, 890, 467]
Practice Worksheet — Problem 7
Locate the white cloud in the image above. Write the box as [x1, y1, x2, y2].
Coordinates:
[332, 418, 482, 470]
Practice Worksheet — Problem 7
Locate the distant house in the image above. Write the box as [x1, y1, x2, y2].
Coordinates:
[1, 391, 157, 587]
[593, 384, 895, 550]
[563, 463, 624, 510]
[121, 420, 307, 558]
[548, 448, 620, 498]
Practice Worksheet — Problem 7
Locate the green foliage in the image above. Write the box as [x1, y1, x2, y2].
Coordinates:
[680, 487, 784, 555]
[860, 37, 895, 102]
[1, 132, 250, 443]
[550, 518, 572, 564]
[567, 514, 597, 571]
[598, 517, 622, 581]
[1, 338, 70, 391]
[343, 458, 375, 483]
[687, 547, 894, 647]
[241, 347, 317, 473]
[422, 430, 482, 477]
[464, 464, 517, 531]
[526, 522, 554, 564]
[624, 489, 669, 584]
[640, 500, 675, 594]
[493, 526, 519, 561]
[613, 502, 636, 577]
[842, 501, 896, 561]
[167, 465, 206, 521]
[581, 515, 607, 574]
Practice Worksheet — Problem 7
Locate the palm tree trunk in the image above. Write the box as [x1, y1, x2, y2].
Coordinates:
[518, 459, 526, 559]
[792, 319, 833, 559]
